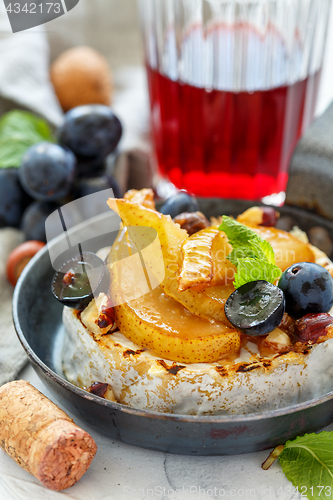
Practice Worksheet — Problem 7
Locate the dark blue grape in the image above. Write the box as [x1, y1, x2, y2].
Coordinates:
[58, 105, 122, 174]
[52, 252, 106, 310]
[159, 191, 199, 218]
[278, 262, 333, 319]
[74, 156, 106, 179]
[77, 175, 121, 199]
[0, 168, 25, 228]
[225, 280, 285, 336]
[21, 201, 57, 242]
[19, 142, 76, 201]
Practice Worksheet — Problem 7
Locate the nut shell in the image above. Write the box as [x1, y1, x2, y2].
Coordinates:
[50, 46, 112, 111]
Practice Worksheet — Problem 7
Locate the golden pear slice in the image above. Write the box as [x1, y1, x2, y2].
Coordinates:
[108, 226, 241, 363]
[107, 198, 234, 325]
[252, 226, 315, 271]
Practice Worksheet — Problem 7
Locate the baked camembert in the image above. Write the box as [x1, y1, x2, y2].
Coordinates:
[62, 190, 333, 415]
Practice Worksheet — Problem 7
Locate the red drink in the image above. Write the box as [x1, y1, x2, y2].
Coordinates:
[147, 66, 321, 200]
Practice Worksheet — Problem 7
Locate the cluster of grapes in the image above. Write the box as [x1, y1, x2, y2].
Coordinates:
[0, 105, 122, 242]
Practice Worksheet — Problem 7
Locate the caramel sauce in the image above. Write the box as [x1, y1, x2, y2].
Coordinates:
[126, 287, 236, 339]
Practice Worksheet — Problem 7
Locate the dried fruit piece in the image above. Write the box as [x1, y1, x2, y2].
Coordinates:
[173, 211, 210, 235]
[237, 206, 279, 227]
[81, 292, 116, 337]
[88, 382, 116, 401]
[294, 313, 333, 343]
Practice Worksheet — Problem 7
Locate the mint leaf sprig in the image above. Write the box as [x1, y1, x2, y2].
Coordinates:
[0, 110, 54, 169]
[219, 216, 282, 289]
[262, 433, 333, 500]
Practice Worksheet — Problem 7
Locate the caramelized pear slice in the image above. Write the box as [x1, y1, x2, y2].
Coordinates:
[252, 226, 315, 271]
[109, 226, 241, 363]
[107, 198, 234, 325]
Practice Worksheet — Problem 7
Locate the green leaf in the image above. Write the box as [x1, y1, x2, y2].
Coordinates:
[219, 216, 281, 288]
[234, 258, 282, 288]
[279, 433, 333, 500]
[0, 110, 54, 168]
[219, 216, 259, 246]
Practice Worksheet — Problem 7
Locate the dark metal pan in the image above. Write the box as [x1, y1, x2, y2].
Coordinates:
[13, 199, 333, 455]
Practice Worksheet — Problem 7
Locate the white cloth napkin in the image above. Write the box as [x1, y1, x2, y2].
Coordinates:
[0, 229, 25, 385]
[0, 3, 64, 384]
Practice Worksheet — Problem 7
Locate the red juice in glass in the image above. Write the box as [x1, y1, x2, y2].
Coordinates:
[147, 66, 321, 200]
[139, 0, 330, 200]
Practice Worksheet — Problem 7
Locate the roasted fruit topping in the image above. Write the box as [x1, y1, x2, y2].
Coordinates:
[19, 142, 76, 201]
[81, 292, 116, 337]
[108, 225, 240, 363]
[278, 262, 333, 319]
[159, 190, 199, 218]
[252, 226, 315, 271]
[107, 198, 233, 325]
[6, 241, 45, 286]
[173, 211, 210, 235]
[294, 313, 333, 343]
[178, 227, 235, 291]
[52, 252, 105, 310]
[123, 188, 155, 210]
[225, 280, 285, 336]
[237, 206, 279, 227]
[178, 227, 219, 291]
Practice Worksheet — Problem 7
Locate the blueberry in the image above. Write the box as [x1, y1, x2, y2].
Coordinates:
[225, 280, 285, 336]
[159, 191, 199, 218]
[58, 105, 122, 171]
[278, 262, 333, 319]
[19, 142, 76, 201]
[0, 168, 25, 228]
[51, 252, 106, 310]
[21, 201, 57, 242]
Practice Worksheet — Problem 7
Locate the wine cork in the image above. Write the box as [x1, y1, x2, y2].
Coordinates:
[0, 380, 97, 491]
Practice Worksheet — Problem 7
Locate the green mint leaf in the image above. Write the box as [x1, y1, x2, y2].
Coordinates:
[219, 216, 259, 246]
[219, 216, 281, 288]
[0, 110, 54, 168]
[279, 432, 333, 500]
[234, 258, 281, 288]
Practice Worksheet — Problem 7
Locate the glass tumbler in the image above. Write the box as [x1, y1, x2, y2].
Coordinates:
[138, 0, 331, 201]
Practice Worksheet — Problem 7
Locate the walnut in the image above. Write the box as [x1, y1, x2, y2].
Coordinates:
[173, 211, 210, 235]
